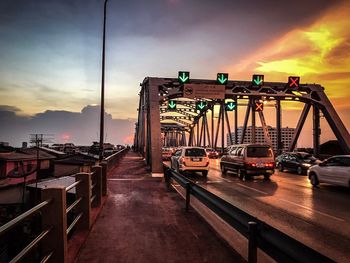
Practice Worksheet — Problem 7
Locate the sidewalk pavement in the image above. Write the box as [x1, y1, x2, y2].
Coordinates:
[76, 152, 245, 263]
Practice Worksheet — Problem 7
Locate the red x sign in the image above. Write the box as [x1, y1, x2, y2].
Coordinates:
[255, 102, 264, 111]
[288, 76, 300, 88]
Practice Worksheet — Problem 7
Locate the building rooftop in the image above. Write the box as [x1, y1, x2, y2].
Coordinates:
[0, 148, 56, 161]
[54, 152, 98, 165]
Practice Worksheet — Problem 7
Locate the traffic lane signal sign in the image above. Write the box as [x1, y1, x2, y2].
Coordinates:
[196, 101, 207, 111]
[288, 76, 300, 88]
[252, 74, 264, 86]
[168, 100, 177, 110]
[254, 102, 264, 111]
[217, 73, 228, 85]
[225, 101, 236, 111]
[178, 71, 190, 83]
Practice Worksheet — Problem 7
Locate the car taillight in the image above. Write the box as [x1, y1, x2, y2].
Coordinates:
[246, 162, 256, 167]
[265, 162, 274, 168]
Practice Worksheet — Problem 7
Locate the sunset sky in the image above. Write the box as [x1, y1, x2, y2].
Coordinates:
[0, 0, 349, 146]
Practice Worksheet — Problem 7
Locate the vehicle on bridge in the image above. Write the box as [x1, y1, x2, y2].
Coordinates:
[205, 148, 219, 159]
[220, 144, 275, 180]
[276, 152, 320, 175]
[308, 155, 350, 187]
[170, 147, 209, 177]
[162, 147, 174, 160]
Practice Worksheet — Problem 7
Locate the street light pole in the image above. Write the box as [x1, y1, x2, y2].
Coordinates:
[99, 0, 109, 161]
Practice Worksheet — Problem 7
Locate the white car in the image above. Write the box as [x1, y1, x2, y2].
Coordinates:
[308, 155, 350, 187]
[170, 147, 209, 177]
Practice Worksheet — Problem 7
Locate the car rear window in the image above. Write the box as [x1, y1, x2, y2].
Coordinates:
[339, 157, 350, 166]
[300, 154, 316, 163]
[247, 146, 272, 157]
[185, 148, 206, 157]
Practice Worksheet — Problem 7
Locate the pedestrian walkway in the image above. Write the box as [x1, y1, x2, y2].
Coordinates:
[76, 152, 244, 263]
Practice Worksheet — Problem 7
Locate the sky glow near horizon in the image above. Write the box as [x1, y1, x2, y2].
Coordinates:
[0, 0, 349, 146]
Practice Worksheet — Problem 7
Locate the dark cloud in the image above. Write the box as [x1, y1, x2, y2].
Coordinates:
[0, 0, 343, 44]
[0, 105, 136, 147]
[325, 40, 350, 65]
[0, 105, 22, 112]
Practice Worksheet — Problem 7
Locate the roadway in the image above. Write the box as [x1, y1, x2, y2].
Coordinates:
[165, 159, 350, 262]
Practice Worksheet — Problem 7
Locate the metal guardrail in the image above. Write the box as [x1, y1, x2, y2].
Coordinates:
[164, 166, 335, 263]
[105, 148, 129, 172]
[0, 200, 53, 263]
[65, 178, 83, 236]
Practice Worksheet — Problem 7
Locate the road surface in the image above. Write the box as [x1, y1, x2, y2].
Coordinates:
[166, 159, 350, 262]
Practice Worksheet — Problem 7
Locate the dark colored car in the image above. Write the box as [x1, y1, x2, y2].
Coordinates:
[205, 148, 219, 159]
[220, 144, 275, 180]
[276, 152, 319, 175]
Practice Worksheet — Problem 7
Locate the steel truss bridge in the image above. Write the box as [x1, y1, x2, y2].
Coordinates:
[134, 77, 350, 173]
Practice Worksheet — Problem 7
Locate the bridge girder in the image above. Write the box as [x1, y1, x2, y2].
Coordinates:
[135, 77, 350, 174]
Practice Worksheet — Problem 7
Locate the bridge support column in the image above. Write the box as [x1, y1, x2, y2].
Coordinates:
[221, 102, 225, 152]
[211, 106, 214, 148]
[234, 99, 238, 144]
[203, 114, 207, 147]
[288, 104, 311, 152]
[146, 78, 163, 175]
[276, 99, 282, 155]
[313, 104, 320, 157]
[225, 109, 233, 145]
[241, 101, 251, 144]
[251, 101, 256, 144]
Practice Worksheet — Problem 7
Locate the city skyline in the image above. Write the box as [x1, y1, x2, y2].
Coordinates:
[1, 0, 349, 145]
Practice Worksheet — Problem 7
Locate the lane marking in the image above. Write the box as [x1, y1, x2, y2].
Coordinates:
[236, 183, 268, 195]
[221, 177, 233, 183]
[194, 180, 221, 185]
[280, 198, 345, 222]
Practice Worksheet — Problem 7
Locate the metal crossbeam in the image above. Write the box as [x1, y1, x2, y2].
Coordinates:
[135, 77, 350, 173]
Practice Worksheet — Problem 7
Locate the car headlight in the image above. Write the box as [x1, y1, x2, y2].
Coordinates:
[302, 163, 312, 167]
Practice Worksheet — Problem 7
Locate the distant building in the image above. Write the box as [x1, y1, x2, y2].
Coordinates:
[53, 152, 99, 177]
[0, 142, 9, 147]
[0, 147, 56, 188]
[228, 126, 295, 153]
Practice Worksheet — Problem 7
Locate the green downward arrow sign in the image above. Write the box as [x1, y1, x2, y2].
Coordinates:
[253, 76, 263, 85]
[169, 101, 176, 109]
[217, 74, 228, 84]
[227, 102, 236, 110]
[198, 101, 206, 110]
[179, 72, 189, 83]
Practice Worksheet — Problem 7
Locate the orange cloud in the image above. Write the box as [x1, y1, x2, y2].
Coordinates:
[123, 134, 134, 145]
[233, 2, 350, 109]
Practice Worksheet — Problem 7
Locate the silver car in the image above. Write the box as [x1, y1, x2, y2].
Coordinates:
[170, 147, 209, 177]
[308, 155, 350, 187]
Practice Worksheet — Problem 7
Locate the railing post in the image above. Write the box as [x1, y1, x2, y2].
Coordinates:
[248, 221, 258, 263]
[76, 173, 91, 230]
[101, 161, 108, 196]
[185, 182, 191, 212]
[164, 167, 171, 189]
[92, 166, 102, 207]
[41, 186, 67, 263]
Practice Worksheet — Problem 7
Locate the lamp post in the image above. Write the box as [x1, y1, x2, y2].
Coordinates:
[99, 0, 109, 161]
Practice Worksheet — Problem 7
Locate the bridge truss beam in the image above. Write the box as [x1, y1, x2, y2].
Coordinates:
[135, 77, 350, 173]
